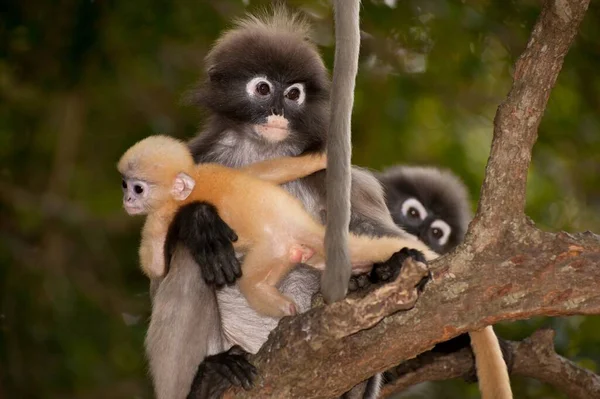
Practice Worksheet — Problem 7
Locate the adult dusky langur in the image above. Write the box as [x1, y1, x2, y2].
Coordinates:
[146, 6, 409, 399]
[145, 5, 510, 399]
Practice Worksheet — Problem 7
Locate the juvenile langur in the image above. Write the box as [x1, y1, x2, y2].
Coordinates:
[146, 7, 424, 399]
[118, 135, 326, 282]
[120, 135, 437, 318]
[377, 165, 513, 399]
[378, 166, 472, 255]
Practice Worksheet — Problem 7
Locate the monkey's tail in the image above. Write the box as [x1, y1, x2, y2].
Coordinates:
[469, 326, 513, 399]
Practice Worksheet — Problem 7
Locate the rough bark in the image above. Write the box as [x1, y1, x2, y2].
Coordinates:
[225, 0, 595, 397]
[381, 328, 600, 399]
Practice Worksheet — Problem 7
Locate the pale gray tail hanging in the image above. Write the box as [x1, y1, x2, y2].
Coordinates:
[321, 0, 361, 303]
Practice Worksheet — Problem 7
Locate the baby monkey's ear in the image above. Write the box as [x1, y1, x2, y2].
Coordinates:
[172, 172, 196, 201]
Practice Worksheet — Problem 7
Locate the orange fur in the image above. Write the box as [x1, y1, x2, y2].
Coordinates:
[119, 135, 438, 317]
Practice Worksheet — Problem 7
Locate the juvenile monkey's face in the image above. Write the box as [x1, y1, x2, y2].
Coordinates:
[121, 177, 162, 215]
[390, 197, 454, 254]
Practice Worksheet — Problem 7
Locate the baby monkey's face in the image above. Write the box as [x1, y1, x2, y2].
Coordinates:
[121, 177, 153, 215]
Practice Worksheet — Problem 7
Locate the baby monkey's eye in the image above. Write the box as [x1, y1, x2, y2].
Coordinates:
[122, 179, 127, 189]
[256, 82, 271, 96]
[134, 185, 144, 194]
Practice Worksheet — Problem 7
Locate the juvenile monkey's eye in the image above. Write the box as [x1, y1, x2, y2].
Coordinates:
[430, 220, 451, 246]
[286, 88, 300, 101]
[134, 185, 144, 194]
[121, 179, 127, 189]
[401, 198, 427, 222]
[408, 207, 420, 219]
[256, 82, 271, 96]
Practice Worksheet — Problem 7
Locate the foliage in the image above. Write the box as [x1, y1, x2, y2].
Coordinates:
[1, 0, 598, 397]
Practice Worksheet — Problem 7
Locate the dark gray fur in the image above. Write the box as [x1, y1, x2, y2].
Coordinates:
[321, 0, 361, 304]
[146, 7, 407, 399]
[378, 165, 472, 254]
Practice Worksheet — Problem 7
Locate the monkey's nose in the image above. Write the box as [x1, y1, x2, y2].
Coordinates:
[270, 106, 283, 116]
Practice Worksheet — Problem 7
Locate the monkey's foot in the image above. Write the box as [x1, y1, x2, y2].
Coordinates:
[278, 299, 298, 317]
[370, 248, 430, 289]
[187, 345, 257, 399]
[289, 245, 315, 264]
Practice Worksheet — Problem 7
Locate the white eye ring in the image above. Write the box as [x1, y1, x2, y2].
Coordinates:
[430, 219, 451, 246]
[284, 83, 306, 105]
[401, 198, 428, 220]
[246, 76, 272, 98]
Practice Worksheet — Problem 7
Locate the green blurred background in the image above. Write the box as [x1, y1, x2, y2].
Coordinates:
[1, 0, 598, 398]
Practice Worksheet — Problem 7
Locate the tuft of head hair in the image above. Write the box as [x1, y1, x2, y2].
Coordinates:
[117, 135, 195, 185]
[230, 5, 313, 41]
[379, 165, 473, 232]
[186, 5, 329, 108]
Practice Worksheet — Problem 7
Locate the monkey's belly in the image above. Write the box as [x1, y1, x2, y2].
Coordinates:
[217, 266, 320, 354]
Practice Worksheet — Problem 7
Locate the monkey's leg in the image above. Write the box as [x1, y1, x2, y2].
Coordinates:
[346, 233, 438, 266]
[237, 247, 299, 317]
[241, 153, 325, 184]
[146, 245, 225, 399]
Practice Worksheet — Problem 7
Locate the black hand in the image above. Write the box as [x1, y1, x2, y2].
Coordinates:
[348, 273, 371, 292]
[165, 201, 241, 286]
[187, 345, 258, 399]
[370, 247, 427, 285]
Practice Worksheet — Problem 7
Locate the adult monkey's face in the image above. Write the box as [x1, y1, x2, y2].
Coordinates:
[190, 18, 331, 150]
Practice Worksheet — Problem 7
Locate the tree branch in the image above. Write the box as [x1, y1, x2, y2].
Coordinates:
[473, 0, 591, 233]
[224, 0, 594, 397]
[380, 328, 600, 399]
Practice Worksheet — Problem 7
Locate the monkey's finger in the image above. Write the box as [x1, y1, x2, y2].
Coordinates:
[212, 263, 226, 286]
[216, 363, 242, 387]
[228, 360, 254, 390]
[228, 255, 242, 278]
[200, 256, 216, 283]
[226, 227, 239, 243]
[234, 357, 258, 388]
[221, 255, 237, 284]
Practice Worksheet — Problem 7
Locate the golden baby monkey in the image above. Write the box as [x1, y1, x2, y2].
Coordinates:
[118, 135, 437, 317]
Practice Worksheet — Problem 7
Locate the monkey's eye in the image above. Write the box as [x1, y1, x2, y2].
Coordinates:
[284, 83, 306, 104]
[121, 179, 127, 189]
[408, 207, 420, 219]
[134, 185, 144, 194]
[286, 88, 300, 101]
[256, 82, 271, 96]
[430, 220, 451, 246]
[246, 77, 273, 99]
[401, 198, 427, 222]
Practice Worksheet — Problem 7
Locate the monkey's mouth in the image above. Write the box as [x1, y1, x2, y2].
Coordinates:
[124, 204, 144, 215]
[253, 115, 290, 142]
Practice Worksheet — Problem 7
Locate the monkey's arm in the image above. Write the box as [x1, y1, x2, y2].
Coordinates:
[241, 153, 326, 184]
[165, 201, 241, 286]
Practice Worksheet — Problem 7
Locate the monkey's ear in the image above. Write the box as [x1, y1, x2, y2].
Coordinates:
[172, 172, 196, 201]
[207, 65, 225, 83]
